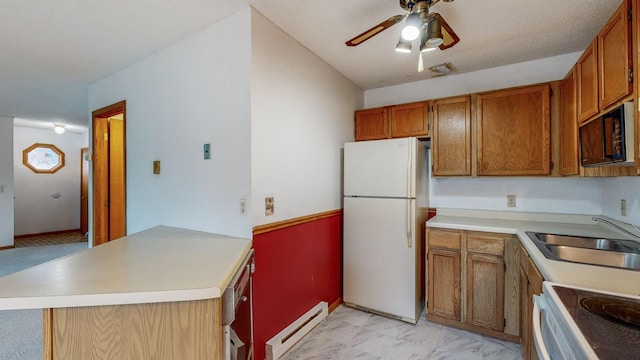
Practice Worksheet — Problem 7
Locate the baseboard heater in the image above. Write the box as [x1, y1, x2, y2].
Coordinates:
[265, 301, 328, 360]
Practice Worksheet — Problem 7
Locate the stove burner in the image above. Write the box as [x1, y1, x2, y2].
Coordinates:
[580, 297, 640, 331]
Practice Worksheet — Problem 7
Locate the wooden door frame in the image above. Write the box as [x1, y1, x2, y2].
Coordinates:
[91, 101, 127, 246]
[80, 147, 89, 235]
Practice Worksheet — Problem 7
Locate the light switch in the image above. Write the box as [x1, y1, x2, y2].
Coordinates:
[153, 161, 161, 174]
[0, 185, 3, 193]
[265, 197, 274, 216]
[204, 143, 211, 159]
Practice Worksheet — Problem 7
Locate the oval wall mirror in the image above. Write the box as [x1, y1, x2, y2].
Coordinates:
[22, 143, 65, 173]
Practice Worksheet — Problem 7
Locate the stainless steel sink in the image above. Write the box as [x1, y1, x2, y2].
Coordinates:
[526, 232, 640, 271]
[529, 233, 638, 251]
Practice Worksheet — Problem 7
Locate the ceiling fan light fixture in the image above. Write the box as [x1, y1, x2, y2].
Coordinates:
[425, 15, 443, 48]
[395, 38, 412, 53]
[420, 31, 436, 52]
[401, 13, 421, 41]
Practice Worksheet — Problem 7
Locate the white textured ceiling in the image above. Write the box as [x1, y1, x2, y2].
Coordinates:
[1, 0, 624, 130]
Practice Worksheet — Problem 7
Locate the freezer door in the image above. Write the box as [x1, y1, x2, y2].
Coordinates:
[344, 138, 415, 198]
[343, 197, 419, 322]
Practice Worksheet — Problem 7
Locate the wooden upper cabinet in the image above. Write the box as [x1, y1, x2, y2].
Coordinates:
[560, 68, 579, 176]
[354, 107, 388, 141]
[577, 40, 599, 124]
[354, 101, 428, 141]
[432, 96, 472, 176]
[598, 0, 632, 110]
[389, 101, 429, 138]
[577, 0, 631, 124]
[476, 84, 551, 176]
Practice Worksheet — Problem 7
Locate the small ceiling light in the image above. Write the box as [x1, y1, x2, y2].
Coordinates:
[420, 31, 437, 52]
[395, 37, 412, 53]
[401, 13, 421, 41]
[53, 124, 66, 134]
[425, 15, 444, 48]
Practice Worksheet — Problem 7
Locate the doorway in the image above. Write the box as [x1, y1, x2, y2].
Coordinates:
[91, 101, 126, 246]
[80, 147, 88, 235]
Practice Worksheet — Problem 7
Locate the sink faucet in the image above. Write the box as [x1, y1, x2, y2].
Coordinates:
[592, 216, 640, 243]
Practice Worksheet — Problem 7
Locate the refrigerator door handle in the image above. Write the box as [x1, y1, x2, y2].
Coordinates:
[407, 139, 412, 198]
[406, 139, 413, 248]
[407, 201, 413, 248]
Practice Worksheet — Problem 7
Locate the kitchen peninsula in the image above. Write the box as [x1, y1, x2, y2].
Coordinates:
[0, 226, 252, 360]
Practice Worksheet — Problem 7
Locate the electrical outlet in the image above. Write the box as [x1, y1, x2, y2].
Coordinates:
[507, 194, 516, 208]
[203, 143, 211, 159]
[621, 199, 627, 216]
[240, 199, 246, 215]
[265, 197, 274, 216]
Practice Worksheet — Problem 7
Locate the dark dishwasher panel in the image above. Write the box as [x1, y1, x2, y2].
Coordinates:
[222, 250, 254, 360]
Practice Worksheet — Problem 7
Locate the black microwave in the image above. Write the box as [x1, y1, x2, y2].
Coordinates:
[579, 102, 635, 167]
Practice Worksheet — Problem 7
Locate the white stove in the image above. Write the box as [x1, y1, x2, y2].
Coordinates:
[534, 281, 640, 359]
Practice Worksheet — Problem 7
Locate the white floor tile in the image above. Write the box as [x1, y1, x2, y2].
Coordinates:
[281, 305, 522, 360]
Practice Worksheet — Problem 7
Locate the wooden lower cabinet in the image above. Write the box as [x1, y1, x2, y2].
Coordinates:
[426, 228, 518, 342]
[428, 248, 461, 320]
[518, 245, 544, 360]
[43, 298, 223, 360]
[466, 252, 505, 331]
[518, 264, 531, 359]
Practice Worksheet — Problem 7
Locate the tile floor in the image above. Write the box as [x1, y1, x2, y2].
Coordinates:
[14, 231, 87, 248]
[282, 305, 522, 360]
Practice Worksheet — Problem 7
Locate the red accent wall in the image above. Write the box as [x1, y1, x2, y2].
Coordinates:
[252, 213, 342, 360]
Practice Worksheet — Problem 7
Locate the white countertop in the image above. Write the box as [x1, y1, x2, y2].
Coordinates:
[426, 209, 640, 296]
[0, 226, 252, 310]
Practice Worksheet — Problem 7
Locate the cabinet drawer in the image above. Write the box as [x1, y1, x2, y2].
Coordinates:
[467, 233, 504, 255]
[428, 228, 461, 250]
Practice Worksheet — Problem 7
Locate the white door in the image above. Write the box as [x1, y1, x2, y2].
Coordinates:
[344, 138, 415, 198]
[343, 196, 417, 321]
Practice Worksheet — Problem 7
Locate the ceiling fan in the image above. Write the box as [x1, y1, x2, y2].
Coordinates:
[345, 0, 460, 53]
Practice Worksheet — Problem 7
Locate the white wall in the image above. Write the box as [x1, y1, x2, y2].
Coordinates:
[250, 9, 363, 225]
[89, 8, 253, 239]
[367, 53, 607, 217]
[430, 177, 601, 215]
[600, 177, 640, 225]
[13, 126, 88, 235]
[0, 117, 14, 247]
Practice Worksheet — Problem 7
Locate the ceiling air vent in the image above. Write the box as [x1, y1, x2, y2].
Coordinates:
[428, 62, 456, 77]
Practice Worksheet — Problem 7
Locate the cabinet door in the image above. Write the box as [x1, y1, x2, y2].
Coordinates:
[599, 0, 632, 110]
[432, 96, 472, 176]
[355, 107, 388, 141]
[560, 68, 579, 175]
[518, 264, 530, 360]
[390, 101, 428, 138]
[577, 40, 599, 123]
[476, 85, 550, 176]
[466, 252, 505, 331]
[428, 248, 461, 321]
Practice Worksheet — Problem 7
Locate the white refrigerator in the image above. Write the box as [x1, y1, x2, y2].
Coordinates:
[343, 137, 428, 324]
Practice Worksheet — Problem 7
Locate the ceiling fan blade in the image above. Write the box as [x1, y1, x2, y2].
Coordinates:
[434, 13, 460, 50]
[345, 15, 405, 47]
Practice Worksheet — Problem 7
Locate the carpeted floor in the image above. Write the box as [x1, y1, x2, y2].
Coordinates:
[0, 240, 87, 359]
